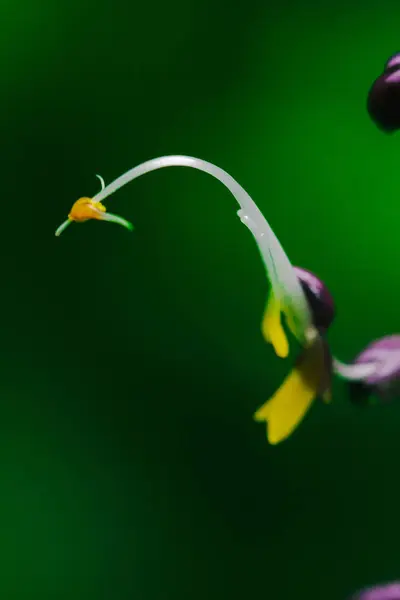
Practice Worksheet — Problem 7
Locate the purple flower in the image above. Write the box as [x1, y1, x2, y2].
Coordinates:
[367, 53, 400, 133]
[351, 583, 400, 600]
[254, 265, 337, 444]
[254, 262, 400, 443]
[346, 336, 400, 405]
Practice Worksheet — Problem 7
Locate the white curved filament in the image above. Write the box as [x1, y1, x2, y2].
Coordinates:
[332, 357, 378, 381]
[92, 155, 312, 345]
[96, 174, 105, 191]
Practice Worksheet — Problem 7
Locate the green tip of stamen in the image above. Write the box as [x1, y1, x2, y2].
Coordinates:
[55, 218, 73, 237]
[102, 212, 134, 232]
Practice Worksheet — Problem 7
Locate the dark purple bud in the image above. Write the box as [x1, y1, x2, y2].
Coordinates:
[293, 267, 335, 333]
[367, 53, 400, 133]
[349, 335, 400, 405]
[351, 583, 400, 600]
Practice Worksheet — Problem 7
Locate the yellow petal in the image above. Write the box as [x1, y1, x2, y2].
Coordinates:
[261, 292, 289, 358]
[254, 340, 325, 444]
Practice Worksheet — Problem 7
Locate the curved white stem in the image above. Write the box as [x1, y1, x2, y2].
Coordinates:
[92, 155, 313, 345]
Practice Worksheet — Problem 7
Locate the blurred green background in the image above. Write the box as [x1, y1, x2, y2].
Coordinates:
[1, 0, 400, 597]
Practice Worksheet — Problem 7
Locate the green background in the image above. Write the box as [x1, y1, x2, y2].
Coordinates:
[2, 0, 400, 597]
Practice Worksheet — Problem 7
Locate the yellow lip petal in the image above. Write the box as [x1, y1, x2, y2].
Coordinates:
[68, 197, 106, 222]
[261, 291, 289, 358]
[254, 339, 326, 444]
